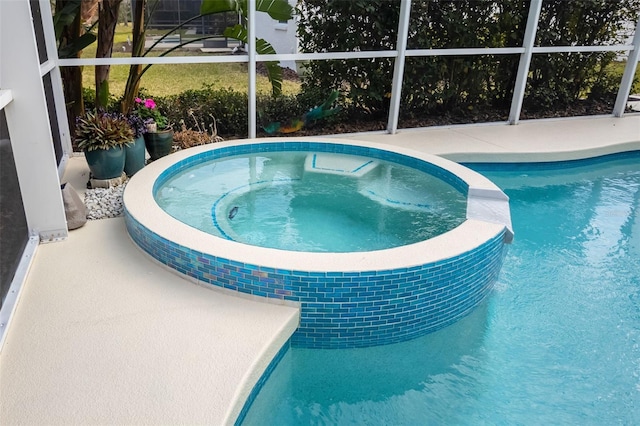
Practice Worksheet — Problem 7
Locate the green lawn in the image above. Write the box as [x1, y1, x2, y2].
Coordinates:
[606, 61, 640, 94]
[80, 25, 301, 98]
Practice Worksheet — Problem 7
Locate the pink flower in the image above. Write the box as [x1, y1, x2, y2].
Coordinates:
[135, 97, 142, 103]
[144, 99, 156, 109]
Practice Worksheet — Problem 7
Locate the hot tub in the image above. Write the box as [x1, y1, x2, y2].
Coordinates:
[124, 138, 513, 348]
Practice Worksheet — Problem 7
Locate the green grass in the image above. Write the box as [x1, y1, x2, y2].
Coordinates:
[79, 26, 639, 103]
[80, 25, 301, 98]
[606, 61, 640, 94]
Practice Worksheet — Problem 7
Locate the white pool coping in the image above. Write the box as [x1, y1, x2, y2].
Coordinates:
[0, 115, 638, 425]
[125, 138, 513, 273]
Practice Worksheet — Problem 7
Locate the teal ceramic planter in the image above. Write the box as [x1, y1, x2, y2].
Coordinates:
[144, 130, 173, 161]
[84, 145, 125, 180]
[124, 136, 146, 177]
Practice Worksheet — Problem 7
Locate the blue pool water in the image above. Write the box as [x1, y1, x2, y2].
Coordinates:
[242, 153, 640, 425]
[154, 151, 466, 252]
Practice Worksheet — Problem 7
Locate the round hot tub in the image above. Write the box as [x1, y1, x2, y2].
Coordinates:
[124, 139, 513, 348]
[155, 150, 469, 252]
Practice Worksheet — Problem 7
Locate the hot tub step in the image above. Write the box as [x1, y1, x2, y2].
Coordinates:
[304, 153, 378, 177]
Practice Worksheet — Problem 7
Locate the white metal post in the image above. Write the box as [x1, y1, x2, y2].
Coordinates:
[387, 0, 412, 135]
[613, 18, 640, 117]
[0, 0, 68, 241]
[508, 0, 542, 125]
[39, 0, 73, 174]
[248, 0, 257, 138]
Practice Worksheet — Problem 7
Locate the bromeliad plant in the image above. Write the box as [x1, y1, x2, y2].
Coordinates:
[75, 111, 134, 151]
[76, 110, 135, 181]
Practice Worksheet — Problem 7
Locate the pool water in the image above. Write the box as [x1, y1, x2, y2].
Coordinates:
[154, 151, 467, 252]
[241, 153, 640, 425]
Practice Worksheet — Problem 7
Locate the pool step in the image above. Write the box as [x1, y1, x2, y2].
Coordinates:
[304, 153, 378, 177]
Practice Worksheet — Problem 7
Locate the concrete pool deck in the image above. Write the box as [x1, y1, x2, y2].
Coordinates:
[1, 115, 639, 425]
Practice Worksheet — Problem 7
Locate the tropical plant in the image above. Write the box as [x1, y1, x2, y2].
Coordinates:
[132, 97, 169, 131]
[119, 0, 294, 115]
[75, 111, 134, 151]
[53, 0, 97, 131]
[54, 0, 97, 59]
[206, 0, 294, 95]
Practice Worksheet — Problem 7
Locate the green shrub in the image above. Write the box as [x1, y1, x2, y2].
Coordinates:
[524, 0, 639, 112]
[82, 87, 120, 112]
[158, 87, 249, 137]
[82, 85, 334, 139]
[298, 0, 640, 121]
[602, 61, 640, 97]
[257, 94, 304, 129]
[157, 87, 343, 138]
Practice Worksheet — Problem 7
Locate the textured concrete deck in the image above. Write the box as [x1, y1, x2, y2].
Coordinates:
[1, 115, 638, 425]
[348, 114, 640, 162]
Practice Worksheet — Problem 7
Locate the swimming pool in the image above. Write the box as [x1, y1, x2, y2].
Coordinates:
[241, 151, 640, 425]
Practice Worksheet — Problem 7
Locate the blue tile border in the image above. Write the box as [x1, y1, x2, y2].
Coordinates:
[463, 149, 640, 172]
[153, 141, 469, 196]
[125, 210, 507, 349]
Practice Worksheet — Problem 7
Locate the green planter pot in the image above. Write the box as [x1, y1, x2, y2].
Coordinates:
[124, 136, 146, 177]
[144, 130, 173, 161]
[84, 145, 125, 180]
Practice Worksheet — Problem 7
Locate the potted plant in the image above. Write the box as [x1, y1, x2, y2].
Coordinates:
[75, 111, 134, 180]
[133, 97, 173, 161]
[124, 114, 146, 176]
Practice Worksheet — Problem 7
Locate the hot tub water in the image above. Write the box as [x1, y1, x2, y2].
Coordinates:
[155, 151, 467, 252]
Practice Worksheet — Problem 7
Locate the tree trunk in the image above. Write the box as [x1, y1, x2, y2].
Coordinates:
[56, 0, 86, 146]
[121, 0, 147, 114]
[95, 0, 123, 109]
